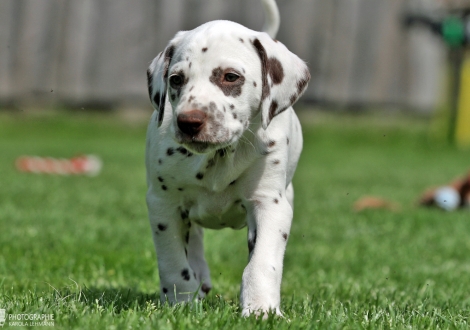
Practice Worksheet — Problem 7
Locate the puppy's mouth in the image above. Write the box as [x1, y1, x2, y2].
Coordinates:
[177, 136, 233, 154]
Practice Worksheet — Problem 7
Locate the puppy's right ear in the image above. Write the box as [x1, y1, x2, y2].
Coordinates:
[147, 45, 176, 127]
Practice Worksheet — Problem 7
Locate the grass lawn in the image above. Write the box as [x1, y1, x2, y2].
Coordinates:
[0, 109, 469, 329]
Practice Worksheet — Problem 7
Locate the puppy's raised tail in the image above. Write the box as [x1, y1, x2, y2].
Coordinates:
[261, 0, 280, 38]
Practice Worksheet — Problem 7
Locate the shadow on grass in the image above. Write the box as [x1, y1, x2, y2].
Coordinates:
[56, 285, 236, 314]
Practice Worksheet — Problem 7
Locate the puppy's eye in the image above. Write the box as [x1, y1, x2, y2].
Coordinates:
[169, 74, 184, 88]
[224, 73, 239, 82]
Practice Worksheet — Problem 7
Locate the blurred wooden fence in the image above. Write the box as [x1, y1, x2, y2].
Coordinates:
[0, 0, 446, 111]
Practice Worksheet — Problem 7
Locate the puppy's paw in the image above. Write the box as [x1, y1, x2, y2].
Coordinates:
[241, 306, 283, 319]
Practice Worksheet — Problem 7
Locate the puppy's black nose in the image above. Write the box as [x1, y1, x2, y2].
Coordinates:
[177, 110, 206, 137]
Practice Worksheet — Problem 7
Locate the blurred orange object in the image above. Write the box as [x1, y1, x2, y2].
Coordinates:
[353, 196, 401, 212]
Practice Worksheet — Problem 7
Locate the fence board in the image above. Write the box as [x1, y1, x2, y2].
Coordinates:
[0, 0, 447, 110]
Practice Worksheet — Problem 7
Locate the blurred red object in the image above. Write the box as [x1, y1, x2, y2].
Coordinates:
[16, 155, 102, 176]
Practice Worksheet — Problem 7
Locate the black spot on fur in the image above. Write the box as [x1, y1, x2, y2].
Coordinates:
[147, 68, 153, 99]
[177, 147, 188, 155]
[282, 232, 288, 241]
[274, 198, 279, 204]
[157, 223, 167, 231]
[287, 137, 290, 145]
[185, 248, 188, 257]
[158, 159, 163, 165]
[273, 159, 280, 165]
[163, 45, 175, 79]
[163, 287, 168, 294]
[158, 176, 164, 182]
[202, 47, 208, 52]
[196, 172, 204, 180]
[178, 187, 183, 191]
[233, 113, 237, 119]
[239, 38, 244, 43]
[152, 92, 161, 110]
[229, 180, 236, 185]
[180, 209, 189, 220]
[206, 158, 215, 168]
[218, 148, 227, 157]
[230, 104, 235, 109]
[185, 231, 190, 243]
[170, 93, 176, 101]
[181, 268, 190, 281]
[167, 148, 175, 156]
[253, 82, 257, 87]
[161, 185, 167, 191]
[189, 62, 192, 69]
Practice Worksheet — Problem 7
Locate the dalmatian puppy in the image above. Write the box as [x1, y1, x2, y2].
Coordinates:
[145, 0, 310, 317]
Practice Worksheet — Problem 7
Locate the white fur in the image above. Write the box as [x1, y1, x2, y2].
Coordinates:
[145, 11, 310, 317]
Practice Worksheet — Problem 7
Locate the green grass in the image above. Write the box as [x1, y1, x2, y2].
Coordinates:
[0, 109, 469, 329]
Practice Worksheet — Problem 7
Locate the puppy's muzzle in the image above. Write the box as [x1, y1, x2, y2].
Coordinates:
[177, 110, 206, 138]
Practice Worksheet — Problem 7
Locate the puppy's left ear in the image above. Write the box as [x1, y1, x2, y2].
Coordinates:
[252, 34, 310, 129]
[147, 44, 176, 127]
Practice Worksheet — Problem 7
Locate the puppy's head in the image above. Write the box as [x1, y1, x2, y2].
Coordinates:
[147, 21, 310, 154]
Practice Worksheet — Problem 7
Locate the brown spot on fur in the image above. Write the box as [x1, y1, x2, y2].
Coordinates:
[290, 94, 297, 104]
[267, 58, 284, 85]
[297, 69, 311, 95]
[209, 67, 245, 97]
[269, 101, 278, 121]
[202, 47, 208, 52]
[252, 39, 270, 100]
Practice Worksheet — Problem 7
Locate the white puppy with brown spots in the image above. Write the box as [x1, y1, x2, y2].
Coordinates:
[145, 0, 310, 317]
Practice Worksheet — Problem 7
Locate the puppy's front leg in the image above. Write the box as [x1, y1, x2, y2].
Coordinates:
[240, 195, 293, 317]
[146, 191, 203, 303]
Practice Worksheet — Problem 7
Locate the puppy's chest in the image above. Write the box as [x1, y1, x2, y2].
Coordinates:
[152, 148, 247, 229]
[153, 147, 237, 190]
